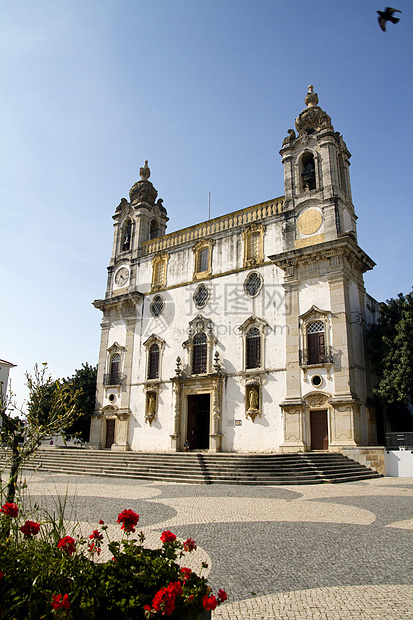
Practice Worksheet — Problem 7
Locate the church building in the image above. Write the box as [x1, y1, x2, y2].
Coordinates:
[90, 87, 379, 455]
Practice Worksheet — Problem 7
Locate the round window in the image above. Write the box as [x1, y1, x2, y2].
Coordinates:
[151, 295, 164, 317]
[311, 375, 322, 388]
[244, 272, 263, 298]
[194, 284, 209, 309]
[108, 393, 116, 402]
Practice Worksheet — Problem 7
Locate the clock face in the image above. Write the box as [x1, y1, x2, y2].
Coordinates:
[115, 267, 129, 287]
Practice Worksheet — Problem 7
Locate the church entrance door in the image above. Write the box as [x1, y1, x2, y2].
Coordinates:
[310, 410, 328, 450]
[187, 394, 210, 450]
[105, 419, 115, 449]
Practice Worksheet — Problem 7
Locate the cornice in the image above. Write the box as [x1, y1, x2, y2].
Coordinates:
[269, 235, 375, 275]
[93, 291, 142, 313]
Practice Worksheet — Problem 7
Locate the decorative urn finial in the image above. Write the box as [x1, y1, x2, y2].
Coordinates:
[139, 160, 151, 181]
[305, 85, 319, 108]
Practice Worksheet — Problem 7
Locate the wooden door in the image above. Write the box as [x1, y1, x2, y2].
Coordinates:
[187, 395, 210, 449]
[105, 419, 115, 448]
[310, 410, 328, 450]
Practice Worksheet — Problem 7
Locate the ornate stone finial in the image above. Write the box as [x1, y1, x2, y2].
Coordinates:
[213, 350, 221, 373]
[305, 85, 319, 108]
[175, 356, 182, 377]
[139, 160, 151, 181]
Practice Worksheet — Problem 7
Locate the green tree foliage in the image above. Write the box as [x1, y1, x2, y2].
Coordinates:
[1, 363, 82, 512]
[62, 363, 97, 442]
[368, 291, 413, 430]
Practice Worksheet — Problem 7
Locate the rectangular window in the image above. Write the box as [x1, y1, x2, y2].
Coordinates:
[246, 328, 261, 369]
[192, 334, 207, 374]
[247, 232, 260, 260]
[154, 260, 165, 287]
[198, 247, 209, 273]
[307, 332, 325, 365]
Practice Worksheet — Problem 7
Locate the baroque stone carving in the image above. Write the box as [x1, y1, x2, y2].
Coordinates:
[295, 85, 333, 137]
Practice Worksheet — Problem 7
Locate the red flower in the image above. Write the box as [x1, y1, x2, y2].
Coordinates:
[117, 509, 139, 533]
[160, 530, 176, 544]
[0, 503, 19, 518]
[151, 581, 183, 616]
[180, 567, 192, 582]
[99, 519, 104, 525]
[0, 571, 4, 580]
[57, 536, 76, 555]
[20, 520, 40, 538]
[88, 542, 101, 555]
[51, 593, 70, 610]
[218, 589, 228, 602]
[183, 538, 197, 552]
[202, 594, 218, 611]
[89, 529, 103, 541]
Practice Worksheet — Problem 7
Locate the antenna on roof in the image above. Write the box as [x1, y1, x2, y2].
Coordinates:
[208, 192, 211, 220]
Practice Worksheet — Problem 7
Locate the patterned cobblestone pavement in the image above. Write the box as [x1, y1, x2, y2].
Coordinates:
[22, 472, 413, 619]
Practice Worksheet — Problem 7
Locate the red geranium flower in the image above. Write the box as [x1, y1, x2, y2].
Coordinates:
[151, 581, 183, 616]
[202, 594, 218, 611]
[0, 571, 4, 580]
[99, 519, 104, 525]
[160, 530, 176, 543]
[0, 503, 19, 518]
[20, 520, 40, 538]
[117, 509, 139, 533]
[57, 536, 76, 555]
[88, 542, 101, 555]
[180, 567, 192, 582]
[51, 593, 70, 610]
[89, 529, 103, 541]
[218, 588, 228, 602]
[183, 537, 197, 552]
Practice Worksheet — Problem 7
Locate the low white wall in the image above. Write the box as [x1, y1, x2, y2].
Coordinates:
[385, 450, 413, 477]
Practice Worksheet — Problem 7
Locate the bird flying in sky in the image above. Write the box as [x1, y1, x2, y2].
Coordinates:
[377, 7, 402, 31]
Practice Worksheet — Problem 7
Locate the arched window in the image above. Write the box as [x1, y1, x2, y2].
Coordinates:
[301, 152, 316, 191]
[246, 327, 261, 369]
[192, 332, 207, 374]
[150, 219, 161, 240]
[109, 354, 121, 384]
[122, 220, 132, 251]
[148, 344, 160, 379]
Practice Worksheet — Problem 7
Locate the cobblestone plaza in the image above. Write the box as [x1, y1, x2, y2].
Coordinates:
[24, 472, 413, 619]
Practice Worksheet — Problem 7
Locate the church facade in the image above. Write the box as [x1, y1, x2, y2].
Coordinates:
[90, 87, 379, 455]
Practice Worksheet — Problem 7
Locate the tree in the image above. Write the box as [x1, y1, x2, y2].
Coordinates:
[62, 363, 97, 442]
[1, 363, 82, 523]
[368, 291, 413, 431]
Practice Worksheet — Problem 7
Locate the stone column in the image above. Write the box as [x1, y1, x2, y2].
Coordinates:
[209, 376, 222, 452]
[170, 379, 182, 451]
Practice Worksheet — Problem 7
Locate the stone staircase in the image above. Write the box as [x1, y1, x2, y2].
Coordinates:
[1, 448, 382, 485]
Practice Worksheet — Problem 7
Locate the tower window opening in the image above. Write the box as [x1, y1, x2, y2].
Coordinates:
[301, 153, 316, 191]
[109, 354, 121, 384]
[150, 219, 161, 240]
[122, 220, 132, 251]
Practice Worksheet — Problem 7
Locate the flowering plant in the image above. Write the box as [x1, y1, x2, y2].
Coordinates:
[0, 501, 227, 619]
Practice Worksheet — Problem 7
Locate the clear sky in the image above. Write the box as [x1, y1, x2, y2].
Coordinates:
[1, 0, 412, 407]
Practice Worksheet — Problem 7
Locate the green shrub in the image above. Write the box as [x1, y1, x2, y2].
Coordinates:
[0, 502, 227, 619]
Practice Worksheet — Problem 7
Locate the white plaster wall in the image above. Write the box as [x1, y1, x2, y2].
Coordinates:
[298, 278, 330, 315]
[385, 450, 413, 477]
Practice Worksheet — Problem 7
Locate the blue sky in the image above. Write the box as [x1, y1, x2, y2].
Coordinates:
[1, 0, 412, 406]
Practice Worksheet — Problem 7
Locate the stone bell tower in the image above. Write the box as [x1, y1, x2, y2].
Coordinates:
[105, 161, 168, 297]
[280, 85, 356, 251]
[271, 86, 377, 454]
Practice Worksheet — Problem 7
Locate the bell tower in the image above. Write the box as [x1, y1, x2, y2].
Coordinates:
[105, 161, 168, 298]
[280, 85, 356, 251]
